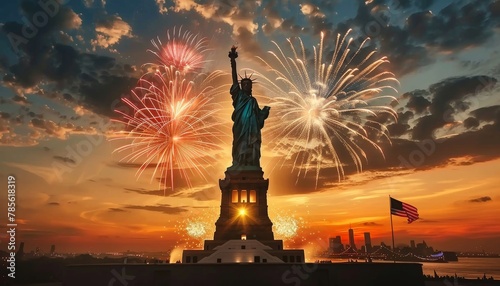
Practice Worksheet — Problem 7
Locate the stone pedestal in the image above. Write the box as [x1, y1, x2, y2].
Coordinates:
[213, 166, 274, 242]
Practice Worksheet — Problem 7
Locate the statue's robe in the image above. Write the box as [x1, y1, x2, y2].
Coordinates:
[230, 83, 269, 167]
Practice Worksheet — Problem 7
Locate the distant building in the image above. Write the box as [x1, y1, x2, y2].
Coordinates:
[50, 245, 56, 256]
[348, 227, 356, 250]
[364, 232, 372, 253]
[416, 240, 434, 256]
[16, 242, 24, 259]
[329, 236, 344, 253]
[410, 240, 415, 249]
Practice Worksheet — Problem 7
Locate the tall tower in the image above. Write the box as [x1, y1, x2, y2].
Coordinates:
[16, 242, 25, 259]
[348, 227, 356, 250]
[364, 232, 372, 253]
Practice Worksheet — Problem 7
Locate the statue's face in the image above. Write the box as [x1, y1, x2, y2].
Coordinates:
[241, 79, 252, 94]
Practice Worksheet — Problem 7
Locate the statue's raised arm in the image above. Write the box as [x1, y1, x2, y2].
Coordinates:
[228, 46, 270, 169]
[228, 45, 238, 85]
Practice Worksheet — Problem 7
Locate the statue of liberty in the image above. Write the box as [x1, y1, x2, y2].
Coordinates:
[228, 46, 270, 168]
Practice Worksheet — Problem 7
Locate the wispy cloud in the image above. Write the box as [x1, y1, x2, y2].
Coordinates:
[469, 196, 492, 203]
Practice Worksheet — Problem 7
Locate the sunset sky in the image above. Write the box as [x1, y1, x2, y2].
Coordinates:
[0, 0, 499, 257]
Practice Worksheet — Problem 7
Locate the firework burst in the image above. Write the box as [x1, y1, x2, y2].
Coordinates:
[149, 27, 210, 73]
[185, 219, 208, 238]
[172, 208, 218, 249]
[273, 215, 301, 239]
[247, 29, 399, 186]
[112, 67, 228, 192]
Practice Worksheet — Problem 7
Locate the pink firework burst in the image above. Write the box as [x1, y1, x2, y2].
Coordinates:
[149, 27, 210, 73]
[112, 67, 227, 192]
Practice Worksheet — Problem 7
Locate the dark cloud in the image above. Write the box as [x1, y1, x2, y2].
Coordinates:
[187, 187, 219, 201]
[295, 114, 500, 188]
[0, 112, 10, 119]
[393, 122, 500, 170]
[460, 60, 483, 70]
[392, 0, 435, 10]
[411, 76, 497, 140]
[470, 105, 500, 124]
[279, 17, 305, 35]
[385, 111, 414, 137]
[387, 122, 410, 137]
[463, 117, 480, 129]
[377, 25, 433, 76]
[124, 187, 181, 197]
[362, 222, 382, 226]
[234, 26, 266, 60]
[429, 76, 496, 115]
[337, 2, 433, 76]
[109, 208, 127, 212]
[268, 161, 328, 195]
[1, 1, 82, 88]
[491, 0, 500, 25]
[406, 96, 431, 114]
[125, 204, 187, 215]
[63, 93, 74, 101]
[411, 115, 444, 141]
[20, 225, 85, 238]
[406, 2, 497, 52]
[331, 1, 499, 75]
[418, 219, 439, 223]
[469, 196, 492, 203]
[1, 1, 139, 119]
[169, 0, 265, 59]
[261, 0, 282, 35]
[30, 118, 65, 138]
[79, 73, 137, 117]
[113, 162, 213, 193]
[53, 155, 76, 164]
[115, 162, 158, 169]
[398, 111, 414, 124]
[404, 90, 431, 114]
[47, 202, 60, 206]
[0, 54, 9, 72]
[301, 3, 333, 36]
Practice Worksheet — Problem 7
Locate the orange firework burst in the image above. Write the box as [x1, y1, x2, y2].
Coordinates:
[112, 67, 228, 192]
[149, 27, 210, 73]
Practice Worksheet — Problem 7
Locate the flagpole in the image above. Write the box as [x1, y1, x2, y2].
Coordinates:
[389, 195, 396, 263]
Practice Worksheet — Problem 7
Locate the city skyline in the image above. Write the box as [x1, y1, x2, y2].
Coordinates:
[0, 0, 499, 256]
[10, 233, 500, 257]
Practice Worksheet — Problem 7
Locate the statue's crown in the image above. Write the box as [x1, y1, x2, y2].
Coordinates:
[238, 71, 257, 83]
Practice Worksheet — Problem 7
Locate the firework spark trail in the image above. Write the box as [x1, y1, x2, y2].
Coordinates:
[112, 67, 229, 193]
[149, 26, 211, 73]
[246, 29, 399, 187]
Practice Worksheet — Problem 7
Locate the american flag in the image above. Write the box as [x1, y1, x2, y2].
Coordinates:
[390, 197, 419, 223]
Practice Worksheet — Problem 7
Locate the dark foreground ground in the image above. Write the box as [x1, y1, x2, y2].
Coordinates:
[3, 258, 499, 286]
[425, 277, 500, 286]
